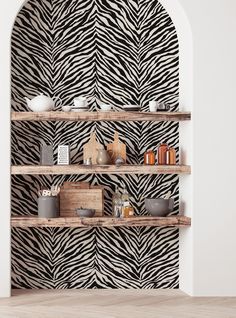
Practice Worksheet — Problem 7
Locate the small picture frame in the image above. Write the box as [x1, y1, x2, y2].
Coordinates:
[57, 145, 70, 165]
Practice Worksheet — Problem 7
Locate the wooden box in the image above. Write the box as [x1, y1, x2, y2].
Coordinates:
[60, 183, 104, 217]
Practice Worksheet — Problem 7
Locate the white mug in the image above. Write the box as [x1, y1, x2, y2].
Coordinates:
[149, 101, 157, 112]
[74, 96, 87, 108]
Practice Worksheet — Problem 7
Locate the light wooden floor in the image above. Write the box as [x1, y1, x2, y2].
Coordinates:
[0, 289, 235, 318]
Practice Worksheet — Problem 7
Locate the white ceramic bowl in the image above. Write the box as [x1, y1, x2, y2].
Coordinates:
[62, 106, 72, 112]
[100, 104, 112, 111]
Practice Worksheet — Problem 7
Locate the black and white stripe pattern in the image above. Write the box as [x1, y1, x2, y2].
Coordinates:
[11, 0, 179, 289]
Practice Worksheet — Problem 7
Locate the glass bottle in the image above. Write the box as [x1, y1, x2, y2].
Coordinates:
[158, 142, 168, 165]
[112, 186, 122, 218]
[166, 147, 176, 165]
[144, 150, 155, 165]
[121, 186, 130, 218]
[123, 202, 135, 218]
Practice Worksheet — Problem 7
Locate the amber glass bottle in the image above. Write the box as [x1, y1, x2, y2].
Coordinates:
[123, 204, 134, 218]
[166, 147, 176, 165]
[144, 150, 155, 165]
[158, 143, 168, 165]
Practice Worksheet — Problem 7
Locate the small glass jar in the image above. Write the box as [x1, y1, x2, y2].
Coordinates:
[123, 204, 134, 218]
[158, 143, 168, 165]
[144, 150, 155, 165]
[166, 147, 176, 165]
[121, 186, 130, 218]
[112, 186, 122, 218]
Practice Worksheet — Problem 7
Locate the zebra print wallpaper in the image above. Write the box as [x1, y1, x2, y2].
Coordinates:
[11, 0, 179, 289]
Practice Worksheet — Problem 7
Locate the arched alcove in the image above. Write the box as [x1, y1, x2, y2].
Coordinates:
[0, 0, 193, 297]
[11, 0, 180, 289]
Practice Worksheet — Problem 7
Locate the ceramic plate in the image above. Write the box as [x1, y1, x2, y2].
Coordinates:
[123, 105, 141, 112]
[71, 108, 89, 112]
[123, 108, 141, 112]
[156, 108, 170, 112]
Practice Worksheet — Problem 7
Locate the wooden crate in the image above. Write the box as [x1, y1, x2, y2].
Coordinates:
[60, 185, 104, 217]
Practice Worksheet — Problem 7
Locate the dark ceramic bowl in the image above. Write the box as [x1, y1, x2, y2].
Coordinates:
[75, 209, 95, 218]
[145, 198, 174, 217]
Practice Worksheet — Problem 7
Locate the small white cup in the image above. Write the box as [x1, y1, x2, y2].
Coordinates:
[74, 97, 87, 108]
[149, 101, 157, 112]
[100, 104, 112, 111]
[62, 106, 71, 112]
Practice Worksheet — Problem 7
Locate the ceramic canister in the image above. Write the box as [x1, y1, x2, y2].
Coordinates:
[96, 149, 111, 165]
[40, 145, 53, 166]
[100, 104, 112, 111]
[38, 196, 59, 218]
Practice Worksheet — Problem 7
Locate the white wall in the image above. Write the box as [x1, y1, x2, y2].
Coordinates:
[162, 0, 236, 297]
[179, 0, 236, 296]
[1, 0, 236, 297]
[159, 0, 194, 296]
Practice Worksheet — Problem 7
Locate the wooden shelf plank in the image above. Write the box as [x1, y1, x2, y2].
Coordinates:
[11, 111, 191, 122]
[11, 216, 191, 228]
[11, 165, 191, 175]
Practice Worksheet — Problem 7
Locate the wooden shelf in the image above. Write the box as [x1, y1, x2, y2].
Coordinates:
[11, 164, 191, 175]
[11, 216, 191, 228]
[11, 111, 191, 122]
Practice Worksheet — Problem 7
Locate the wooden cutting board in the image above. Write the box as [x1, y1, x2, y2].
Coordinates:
[60, 188, 104, 217]
[62, 182, 90, 189]
[107, 131, 126, 164]
[83, 132, 103, 164]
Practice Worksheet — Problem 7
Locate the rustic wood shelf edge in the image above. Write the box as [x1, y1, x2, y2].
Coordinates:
[11, 165, 191, 175]
[11, 216, 191, 228]
[11, 111, 191, 122]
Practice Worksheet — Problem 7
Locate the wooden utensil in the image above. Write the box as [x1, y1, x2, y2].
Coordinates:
[107, 131, 126, 164]
[83, 132, 103, 165]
